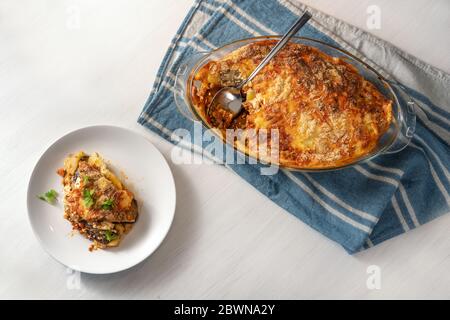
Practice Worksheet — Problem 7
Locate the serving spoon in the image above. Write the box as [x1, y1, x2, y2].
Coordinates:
[207, 11, 312, 119]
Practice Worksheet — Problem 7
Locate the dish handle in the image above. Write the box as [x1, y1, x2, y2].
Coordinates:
[384, 82, 416, 154]
[173, 52, 209, 121]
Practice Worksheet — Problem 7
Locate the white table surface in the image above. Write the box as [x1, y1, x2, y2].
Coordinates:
[1, 0, 449, 299]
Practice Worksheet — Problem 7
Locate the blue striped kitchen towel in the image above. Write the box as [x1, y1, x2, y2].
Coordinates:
[138, 0, 450, 253]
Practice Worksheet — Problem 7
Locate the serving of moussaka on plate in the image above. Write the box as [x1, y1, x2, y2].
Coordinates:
[57, 152, 138, 251]
[190, 40, 393, 169]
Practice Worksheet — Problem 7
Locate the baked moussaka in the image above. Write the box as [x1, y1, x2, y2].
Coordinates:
[57, 151, 138, 251]
[191, 40, 393, 169]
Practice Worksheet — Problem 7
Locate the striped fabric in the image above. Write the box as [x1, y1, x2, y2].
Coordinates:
[138, 0, 450, 253]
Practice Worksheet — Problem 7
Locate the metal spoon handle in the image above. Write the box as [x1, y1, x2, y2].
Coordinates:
[238, 11, 312, 88]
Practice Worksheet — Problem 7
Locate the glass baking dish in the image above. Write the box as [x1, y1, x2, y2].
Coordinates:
[173, 36, 416, 171]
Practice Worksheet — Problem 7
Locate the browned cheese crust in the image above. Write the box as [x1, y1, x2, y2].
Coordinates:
[191, 40, 393, 169]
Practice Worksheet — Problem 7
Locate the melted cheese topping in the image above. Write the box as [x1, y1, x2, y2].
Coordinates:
[191, 40, 393, 169]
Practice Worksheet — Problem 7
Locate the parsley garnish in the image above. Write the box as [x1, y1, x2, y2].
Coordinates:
[101, 199, 114, 210]
[83, 175, 90, 184]
[82, 189, 95, 208]
[37, 189, 58, 204]
[104, 230, 118, 242]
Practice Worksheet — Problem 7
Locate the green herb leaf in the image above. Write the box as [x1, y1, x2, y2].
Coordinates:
[101, 199, 114, 210]
[83, 175, 90, 184]
[82, 189, 95, 208]
[104, 230, 118, 242]
[37, 189, 58, 204]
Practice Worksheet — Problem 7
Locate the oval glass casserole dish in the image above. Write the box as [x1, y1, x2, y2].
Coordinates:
[174, 36, 416, 171]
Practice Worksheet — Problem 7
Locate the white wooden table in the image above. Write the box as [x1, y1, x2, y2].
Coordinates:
[1, 0, 449, 299]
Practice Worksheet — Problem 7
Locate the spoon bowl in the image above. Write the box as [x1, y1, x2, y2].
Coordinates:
[208, 86, 243, 117]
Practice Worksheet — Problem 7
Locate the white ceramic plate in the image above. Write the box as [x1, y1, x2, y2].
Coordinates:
[27, 125, 176, 274]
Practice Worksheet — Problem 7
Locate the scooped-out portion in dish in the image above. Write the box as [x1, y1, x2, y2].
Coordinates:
[57, 152, 138, 251]
[190, 40, 393, 169]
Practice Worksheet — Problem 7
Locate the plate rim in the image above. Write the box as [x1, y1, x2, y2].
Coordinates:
[26, 124, 176, 274]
